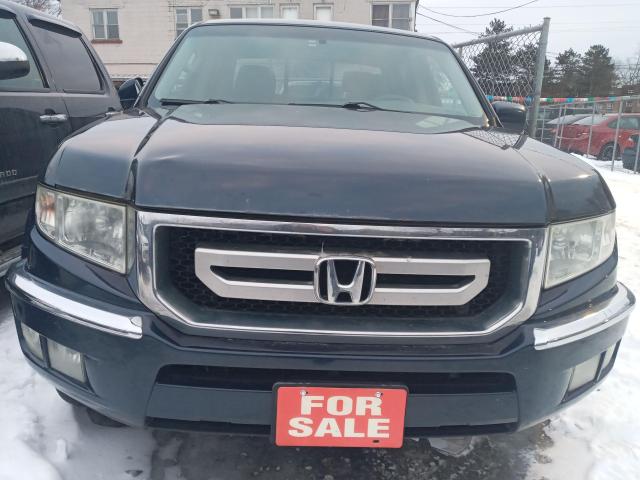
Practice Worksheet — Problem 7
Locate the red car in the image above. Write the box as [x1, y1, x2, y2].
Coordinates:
[556, 114, 640, 160]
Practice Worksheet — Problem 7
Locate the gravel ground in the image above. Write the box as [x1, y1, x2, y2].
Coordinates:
[148, 427, 549, 480]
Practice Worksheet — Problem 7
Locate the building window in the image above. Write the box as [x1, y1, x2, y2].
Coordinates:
[176, 8, 203, 37]
[372, 3, 411, 30]
[229, 5, 275, 19]
[91, 9, 119, 40]
[281, 5, 299, 19]
[314, 4, 333, 21]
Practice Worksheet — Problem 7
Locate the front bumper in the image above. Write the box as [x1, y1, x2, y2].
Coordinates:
[6, 260, 635, 436]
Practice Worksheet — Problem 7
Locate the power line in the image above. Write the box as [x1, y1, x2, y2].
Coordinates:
[420, 0, 539, 18]
[419, 20, 639, 26]
[417, 26, 640, 38]
[418, 2, 638, 8]
[417, 23, 639, 33]
[415, 11, 482, 35]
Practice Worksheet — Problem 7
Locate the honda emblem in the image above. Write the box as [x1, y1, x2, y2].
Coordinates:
[314, 256, 376, 305]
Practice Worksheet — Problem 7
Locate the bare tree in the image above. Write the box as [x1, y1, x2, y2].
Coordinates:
[10, 0, 60, 16]
[616, 47, 640, 90]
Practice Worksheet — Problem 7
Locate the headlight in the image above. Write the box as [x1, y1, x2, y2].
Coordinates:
[35, 185, 132, 273]
[545, 213, 616, 288]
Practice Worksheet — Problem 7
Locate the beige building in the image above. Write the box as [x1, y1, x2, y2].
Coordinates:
[61, 1, 418, 77]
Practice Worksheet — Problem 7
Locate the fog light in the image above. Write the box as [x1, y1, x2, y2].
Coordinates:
[47, 340, 86, 383]
[20, 324, 43, 360]
[568, 355, 600, 392]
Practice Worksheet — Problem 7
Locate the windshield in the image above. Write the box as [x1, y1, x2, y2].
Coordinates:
[149, 24, 487, 126]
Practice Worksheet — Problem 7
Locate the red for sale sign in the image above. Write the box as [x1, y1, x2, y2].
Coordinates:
[274, 385, 408, 448]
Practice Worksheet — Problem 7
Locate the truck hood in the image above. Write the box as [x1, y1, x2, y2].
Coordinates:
[46, 105, 614, 226]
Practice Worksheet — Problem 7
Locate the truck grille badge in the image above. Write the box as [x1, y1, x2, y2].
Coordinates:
[315, 257, 376, 306]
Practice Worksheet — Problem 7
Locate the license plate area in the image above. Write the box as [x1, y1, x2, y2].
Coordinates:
[274, 385, 408, 448]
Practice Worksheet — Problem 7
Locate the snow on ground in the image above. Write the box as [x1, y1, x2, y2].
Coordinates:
[0, 157, 638, 480]
[0, 289, 156, 480]
[527, 157, 640, 480]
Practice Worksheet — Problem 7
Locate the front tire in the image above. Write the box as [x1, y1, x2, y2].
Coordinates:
[85, 408, 127, 428]
[598, 143, 619, 161]
[57, 389, 126, 428]
[57, 389, 83, 407]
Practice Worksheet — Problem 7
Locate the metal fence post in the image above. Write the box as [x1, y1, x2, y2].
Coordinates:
[559, 105, 568, 150]
[611, 101, 623, 171]
[586, 102, 596, 158]
[529, 17, 550, 137]
[539, 107, 547, 141]
[634, 132, 640, 174]
[553, 106, 561, 148]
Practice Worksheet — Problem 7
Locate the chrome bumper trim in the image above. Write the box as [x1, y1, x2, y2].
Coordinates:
[5, 264, 143, 339]
[533, 282, 635, 350]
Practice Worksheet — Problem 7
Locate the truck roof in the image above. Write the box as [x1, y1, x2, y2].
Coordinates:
[196, 18, 442, 44]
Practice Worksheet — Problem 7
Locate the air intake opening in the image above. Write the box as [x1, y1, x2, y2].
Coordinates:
[156, 365, 516, 395]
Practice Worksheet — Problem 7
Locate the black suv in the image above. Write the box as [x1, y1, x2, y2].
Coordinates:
[0, 0, 122, 275]
[6, 21, 635, 448]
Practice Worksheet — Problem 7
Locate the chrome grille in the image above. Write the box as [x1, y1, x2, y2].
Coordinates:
[135, 211, 547, 339]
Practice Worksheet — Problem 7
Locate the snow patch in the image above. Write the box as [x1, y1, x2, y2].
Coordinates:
[0, 319, 155, 480]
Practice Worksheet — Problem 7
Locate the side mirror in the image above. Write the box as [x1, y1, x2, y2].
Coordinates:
[492, 101, 527, 133]
[118, 77, 144, 110]
[0, 42, 30, 80]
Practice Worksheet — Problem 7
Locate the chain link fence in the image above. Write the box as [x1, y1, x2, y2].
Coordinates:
[453, 18, 550, 136]
[535, 96, 640, 173]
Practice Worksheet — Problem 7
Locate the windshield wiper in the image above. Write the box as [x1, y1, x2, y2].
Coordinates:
[289, 101, 387, 111]
[341, 101, 385, 111]
[160, 98, 234, 106]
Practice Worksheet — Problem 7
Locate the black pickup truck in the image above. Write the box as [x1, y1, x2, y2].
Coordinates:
[0, 0, 122, 275]
[6, 21, 635, 447]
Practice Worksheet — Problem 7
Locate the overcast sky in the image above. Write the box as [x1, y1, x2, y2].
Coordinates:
[415, 0, 640, 66]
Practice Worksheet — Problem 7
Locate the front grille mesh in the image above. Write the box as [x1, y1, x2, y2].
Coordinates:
[165, 227, 515, 318]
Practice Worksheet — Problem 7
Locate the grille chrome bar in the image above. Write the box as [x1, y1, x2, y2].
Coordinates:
[194, 247, 490, 306]
[195, 248, 318, 303]
[371, 256, 489, 306]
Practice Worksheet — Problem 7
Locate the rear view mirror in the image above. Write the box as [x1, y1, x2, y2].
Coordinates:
[118, 77, 144, 110]
[0, 41, 29, 80]
[492, 101, 527, 133]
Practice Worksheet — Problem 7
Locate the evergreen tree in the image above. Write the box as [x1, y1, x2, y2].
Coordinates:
[579, 45, 617, 96]
[471, 19, 515, 96]
[542, 57, 555, 95]
[551, 49, 584, 97]
[512, 42, 539, 97]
